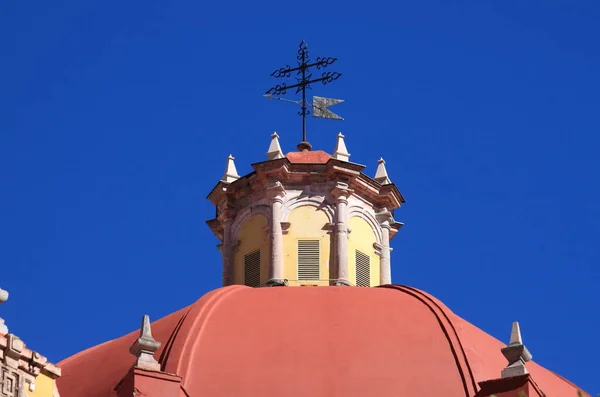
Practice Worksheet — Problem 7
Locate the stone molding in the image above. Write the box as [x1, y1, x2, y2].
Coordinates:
[347, 206, 383, 245]
[265, 181, 286, 202]
[230, 205, 271, 243]
[280, 196, 334, 224]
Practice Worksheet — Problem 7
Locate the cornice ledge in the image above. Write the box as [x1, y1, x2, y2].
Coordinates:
[0, 333, 61, 384]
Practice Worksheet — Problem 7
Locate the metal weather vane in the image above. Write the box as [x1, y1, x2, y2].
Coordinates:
[265, 40, 344, 147]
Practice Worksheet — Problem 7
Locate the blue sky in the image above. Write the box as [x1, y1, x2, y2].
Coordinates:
[1, 0, 599, 393]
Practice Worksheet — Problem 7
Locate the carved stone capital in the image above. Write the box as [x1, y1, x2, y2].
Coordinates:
[330, 182, 353, 203]
[265, 181, 286, 203]
[334, 279, 352, 287]
[218, 208, 236, 225]
[375, 207, 394, 228]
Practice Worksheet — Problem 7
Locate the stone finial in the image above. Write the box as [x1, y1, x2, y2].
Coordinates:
[266, 132, 284, 160]
[500, 321, 532, 378]
[129, 315, 161, 371]
[374, 158, 392, 185]
[332, 132, 350, 161]
[0, 288, 8, 303]
[221, 154, 240, 183]
[0, 287, 8, 335]
[297, 141, 312, 152]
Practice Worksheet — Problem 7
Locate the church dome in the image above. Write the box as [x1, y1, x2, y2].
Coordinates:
[57, 285, 584, 397]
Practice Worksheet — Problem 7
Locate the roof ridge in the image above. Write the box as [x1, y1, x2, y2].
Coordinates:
[159, 304, 195, 370]
[379, 285, 478, 397]
[162, 285, 250, 377]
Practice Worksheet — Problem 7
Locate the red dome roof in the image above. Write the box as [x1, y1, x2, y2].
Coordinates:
[285, 150, 331, 163]
[57, 285, 585, 397]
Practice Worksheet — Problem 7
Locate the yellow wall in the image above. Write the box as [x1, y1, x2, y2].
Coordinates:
[283, 206, 331, 286]
[348, 216, 379, 286]
[233, 215, 270, 286]
[26, 374, 55, 397]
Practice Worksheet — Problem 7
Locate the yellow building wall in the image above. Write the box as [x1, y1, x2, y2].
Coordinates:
[348, 216, 379, 287]
[26, 374, 55, 397]
[283, 206, 331, 286]
[233, 215, 270, 286]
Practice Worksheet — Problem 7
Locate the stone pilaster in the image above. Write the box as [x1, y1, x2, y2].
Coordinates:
[376, 208, 394, 285]
[220, 209, 236, 286]
[331, 183, 352, 286]
[266, 182, 287, 286]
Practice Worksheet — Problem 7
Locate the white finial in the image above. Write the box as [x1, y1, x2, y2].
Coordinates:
[508, 321, 523, 345]
[374, 158, 392, 185]
[332, 132, 350, 161]
[0, 287, 9, 334]
[500, 321, 532, 378]
[0, 288, 8, 303]
[129, 315, 161, 371]
[266, 132, 284, 160]
[221, 154, 240, 183]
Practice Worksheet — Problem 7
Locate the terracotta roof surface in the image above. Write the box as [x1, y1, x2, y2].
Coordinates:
[57, 285, 587, 397]
[285, 150, 331, 163]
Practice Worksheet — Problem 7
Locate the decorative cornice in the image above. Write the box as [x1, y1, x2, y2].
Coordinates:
[330, 182, 353, 202]
[0, 332, 61, 395]
[265, 181, 286, 202]
[375, 207, 394, 227]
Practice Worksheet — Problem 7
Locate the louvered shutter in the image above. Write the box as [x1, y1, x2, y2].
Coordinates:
[244, 250, 261, 287]
[298, 240, 320, 281]
[355, 250, 371, 287]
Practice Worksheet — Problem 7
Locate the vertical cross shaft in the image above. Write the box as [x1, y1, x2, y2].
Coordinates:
[301, 48, 307, 143]
[265, 41, 342, 147]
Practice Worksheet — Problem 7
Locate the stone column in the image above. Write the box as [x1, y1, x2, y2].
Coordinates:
[266, 182, 287, 286]
[380, 221, 392, 285]
[220, 212, 235, 286]
[331, 183, 352, 286]
[376, 208, 393, 285]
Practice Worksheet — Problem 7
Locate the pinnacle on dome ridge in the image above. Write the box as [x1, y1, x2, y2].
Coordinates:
[500, 321, 532, 378]
[129, 314, 162, 371]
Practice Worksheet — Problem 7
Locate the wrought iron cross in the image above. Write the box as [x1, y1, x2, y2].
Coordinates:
[265, 40, 342, 144]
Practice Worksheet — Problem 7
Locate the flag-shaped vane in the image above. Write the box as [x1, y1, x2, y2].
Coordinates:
[312, 96, 344, 120]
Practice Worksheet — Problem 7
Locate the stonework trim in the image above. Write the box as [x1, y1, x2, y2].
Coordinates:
[347, 206, 383, 245]
[281, 197, 334, 224]
[230, 205, 271, 242]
